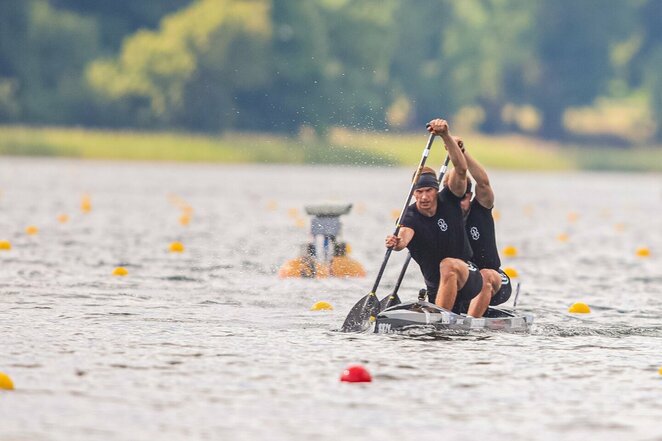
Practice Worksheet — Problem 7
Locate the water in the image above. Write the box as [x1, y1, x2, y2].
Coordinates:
[1, 158, 661, 441]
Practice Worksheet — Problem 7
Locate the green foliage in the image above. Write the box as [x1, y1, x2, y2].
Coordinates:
[87, 0, 271, 131]
[1, 0, 662, 144]
[51, 0, 192, 52]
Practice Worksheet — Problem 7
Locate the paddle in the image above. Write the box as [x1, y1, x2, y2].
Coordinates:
[379, 154, 452, 311]
[340, 130, 437, 332]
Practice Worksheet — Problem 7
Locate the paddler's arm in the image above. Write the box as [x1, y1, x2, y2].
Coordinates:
[455, 136, 495, 209]
[427, 119, 468, 197]
[385, 227, 414, 251]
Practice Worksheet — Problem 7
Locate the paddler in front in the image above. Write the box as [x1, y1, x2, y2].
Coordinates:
[446, 136, 512, 317]
[385, 118, 483, 313]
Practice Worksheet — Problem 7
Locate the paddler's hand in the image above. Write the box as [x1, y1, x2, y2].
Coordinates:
[426, 118, 449, 137]
[385, 234, 401, 249]
[453, 136, 465, 153]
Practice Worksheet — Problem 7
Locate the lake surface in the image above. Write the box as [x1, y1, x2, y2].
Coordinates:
[1, 157, 661, 441]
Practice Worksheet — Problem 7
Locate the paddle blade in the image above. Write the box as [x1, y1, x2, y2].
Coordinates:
[340, 292, 380, 332]
[379, 293, 402, 311]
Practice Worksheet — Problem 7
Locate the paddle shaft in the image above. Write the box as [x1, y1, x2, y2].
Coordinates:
[369, 133, 436, 294]
[390, 154, 451, 296]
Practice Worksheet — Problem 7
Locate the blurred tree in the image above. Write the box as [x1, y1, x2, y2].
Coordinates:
[388, 0, 454, 129]
[630, 0, 662, 141]
[239, 0, 397, 135]
[233, 0, 330, 133]
[50, 0, 193, 53]
[0, 0, 30, 121]
[441, 0, 537, 133]
[1, 0, 100, 123]
[526, 0, 632, 138]
[320, 0, 396, 131]
[87, 0, 271, 131]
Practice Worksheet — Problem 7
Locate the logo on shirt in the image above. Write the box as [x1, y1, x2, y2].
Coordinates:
[437, 218, 448, 232]
[500, 272, 510, 285]
[470, 226, 480, 240]
[467, 261, 478, 272]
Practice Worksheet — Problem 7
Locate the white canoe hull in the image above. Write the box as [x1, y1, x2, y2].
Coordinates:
[374, 300, 534, 333]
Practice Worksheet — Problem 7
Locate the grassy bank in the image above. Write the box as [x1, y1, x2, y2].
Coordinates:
[1, 125, 661, 171]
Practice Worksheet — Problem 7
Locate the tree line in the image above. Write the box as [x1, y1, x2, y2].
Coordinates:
[1, 0, 661, 142]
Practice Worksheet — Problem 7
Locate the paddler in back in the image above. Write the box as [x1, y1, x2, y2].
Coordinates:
[444, 136, 512, 317]
[385, 118, 483, 314]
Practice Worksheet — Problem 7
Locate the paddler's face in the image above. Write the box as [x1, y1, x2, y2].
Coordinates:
[414, 187, 437, 210]
[460, 192, 472, 217]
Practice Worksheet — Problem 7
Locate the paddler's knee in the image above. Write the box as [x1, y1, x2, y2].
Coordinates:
[480, 268, 501, 293]
[440, 258, 463, 276]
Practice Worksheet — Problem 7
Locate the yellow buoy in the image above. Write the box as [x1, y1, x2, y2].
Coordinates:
[169, 242, 185, 253]
[112, 267, 128, 276]
[294, 217, 306, 228]
[503, 267, 519, 278]
[311, 301, 334, 311]
[25, 225, 39, 235]
[391, 209, 400, 220]
[330, 255, 366, 277]
[492, 209, 501, 221]
[557, 233, 569, 242]
[287, 207, 299, 218]
[0, 240, 11, 251]
[57, 214, 69, 224]
[659, 366, 662, 376]
[567, 212, 579, 223]
[502, 246, 518, 258]
[0, 371, 14, 390]
[81, 194, 92, 213]
[179, 213, 191, 226]
[568, 302, 591, 314]
[636, 247, 651, 257]
[345, 243, 353, 254]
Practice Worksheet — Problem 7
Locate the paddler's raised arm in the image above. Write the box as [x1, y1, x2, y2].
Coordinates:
[385, 227, 414, 251]
[455, 136, 495, 209]
[427, 119, 468, 197]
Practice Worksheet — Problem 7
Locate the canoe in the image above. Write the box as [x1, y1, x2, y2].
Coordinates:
[374, 300, 534, 334]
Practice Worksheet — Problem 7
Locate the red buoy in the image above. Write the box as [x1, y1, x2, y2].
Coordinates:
[340, 365, 372, 383]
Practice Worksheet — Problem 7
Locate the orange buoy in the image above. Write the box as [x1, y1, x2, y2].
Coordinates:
[330, 255, 366, 277]
[278, 258, 329, 278]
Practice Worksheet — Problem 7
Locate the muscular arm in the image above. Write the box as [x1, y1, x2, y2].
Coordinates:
[385, 226, 414, 251]
[427, 119, 467, 197]
[443, 133, 469, 198]
[464, 149, 495, 209]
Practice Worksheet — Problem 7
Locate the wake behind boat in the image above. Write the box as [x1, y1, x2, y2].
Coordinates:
[374, 300, 534, 334]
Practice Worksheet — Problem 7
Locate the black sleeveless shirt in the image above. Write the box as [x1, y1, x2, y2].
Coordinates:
[465, 199, 501, 270]
[401, 187, 472, 288]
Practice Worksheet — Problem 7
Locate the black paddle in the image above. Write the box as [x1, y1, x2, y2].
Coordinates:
[379, 154, 451, 311]
[340, 130, 437, 332]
